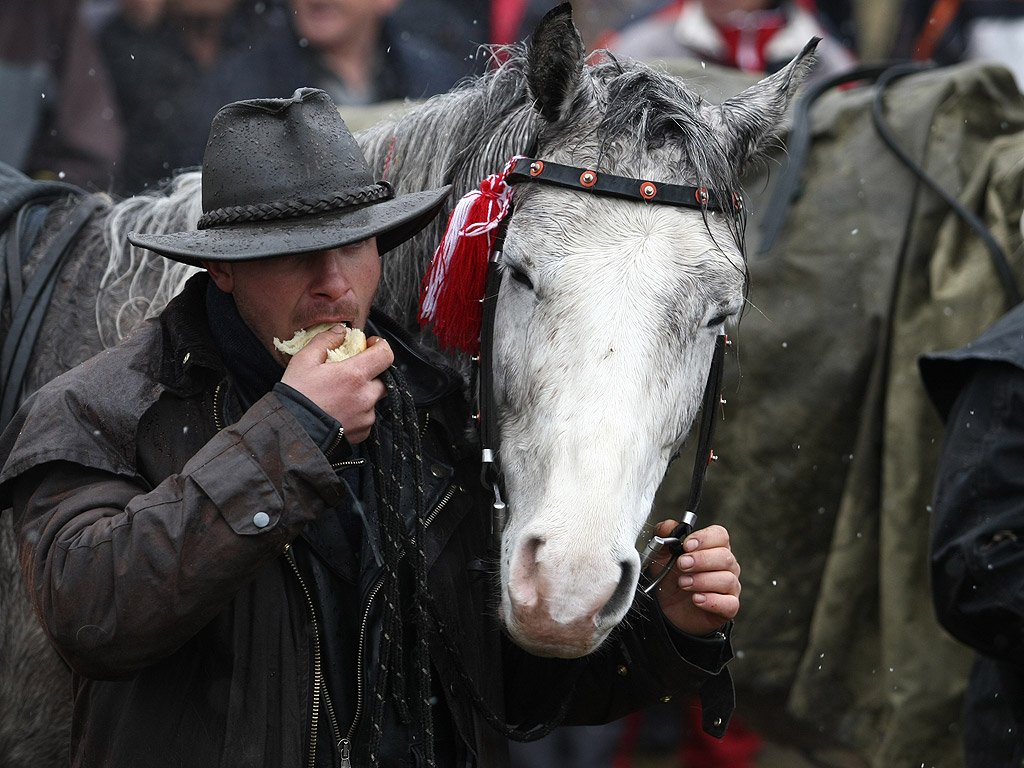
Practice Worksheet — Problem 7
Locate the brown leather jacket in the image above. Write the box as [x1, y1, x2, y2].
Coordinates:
[0, 274, 734, 767]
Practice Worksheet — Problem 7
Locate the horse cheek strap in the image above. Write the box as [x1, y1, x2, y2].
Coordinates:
[640, 333, 727, 594]
[478, 252, 506, 552]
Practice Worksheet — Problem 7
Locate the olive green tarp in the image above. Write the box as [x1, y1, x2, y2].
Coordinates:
[653, 60, 1024, 767]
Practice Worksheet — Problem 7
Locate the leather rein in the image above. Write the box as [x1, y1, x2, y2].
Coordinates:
[474, 156, 736, 590]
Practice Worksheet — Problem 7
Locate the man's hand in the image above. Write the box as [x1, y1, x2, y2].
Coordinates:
[279, 326, 393, 443]
[649, 522, 740, 636]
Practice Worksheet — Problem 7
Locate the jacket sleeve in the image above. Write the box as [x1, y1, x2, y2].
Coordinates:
[503, 593, 734, 737]
[10, 393, 344, 680]
[931, 360, 1024, 668]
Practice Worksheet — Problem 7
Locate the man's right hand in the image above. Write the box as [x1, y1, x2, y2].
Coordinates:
[279, 326, 394, 443]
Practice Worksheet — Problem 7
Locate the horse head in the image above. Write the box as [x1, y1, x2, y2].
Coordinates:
[481, 5, 815, 657]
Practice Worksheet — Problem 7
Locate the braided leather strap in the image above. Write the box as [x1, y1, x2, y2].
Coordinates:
[197, 181, 394, 229]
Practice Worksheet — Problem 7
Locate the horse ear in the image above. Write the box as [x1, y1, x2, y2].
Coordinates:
[711, 38, 819, 173]
[526, 2, 586, 123]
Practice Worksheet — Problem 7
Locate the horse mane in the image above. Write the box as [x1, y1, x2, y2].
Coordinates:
[357, 45, 745, 330]
[85, 173, 203, 347]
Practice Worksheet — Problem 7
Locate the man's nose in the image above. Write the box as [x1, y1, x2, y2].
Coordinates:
[311, 250, 351, 299]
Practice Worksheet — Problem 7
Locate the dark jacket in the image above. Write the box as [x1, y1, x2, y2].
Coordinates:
[0, 273, 733, 767]
[177, 18, 476, 173]
[97, 1, 286, 195]
[919, 302, 1024, 768]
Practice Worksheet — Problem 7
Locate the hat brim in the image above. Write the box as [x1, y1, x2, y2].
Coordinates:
[128, 186, 452, 267]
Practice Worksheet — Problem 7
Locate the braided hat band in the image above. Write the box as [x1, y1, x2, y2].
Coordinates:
[197, 182, 395, 230]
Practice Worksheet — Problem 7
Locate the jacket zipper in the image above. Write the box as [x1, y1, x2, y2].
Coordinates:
[332, 458, 365, 471]
[342, 484, 458, 764]
[284, 543, 344, 768]
[325, 426, 346, 456]
[213, 383, 226, 432]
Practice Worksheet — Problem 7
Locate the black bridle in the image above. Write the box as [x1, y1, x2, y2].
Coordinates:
[474, 156, 735, 585]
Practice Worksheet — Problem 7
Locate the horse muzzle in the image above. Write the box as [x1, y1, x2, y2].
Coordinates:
[501, 535, 638, 658]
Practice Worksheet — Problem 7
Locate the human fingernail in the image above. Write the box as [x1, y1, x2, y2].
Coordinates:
[685, 538, 699, 551]
[678, 556, 694, 570]
[678, 576, 694, 588]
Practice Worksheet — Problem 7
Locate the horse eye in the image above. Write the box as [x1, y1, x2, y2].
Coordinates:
[506, 264, 534, 291]
[706, 313, 730, 328]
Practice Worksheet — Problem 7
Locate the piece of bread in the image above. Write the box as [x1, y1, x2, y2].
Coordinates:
[273, 322, 367, 361]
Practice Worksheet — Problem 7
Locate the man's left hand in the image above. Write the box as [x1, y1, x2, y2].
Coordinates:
[649, 522, 740, 637]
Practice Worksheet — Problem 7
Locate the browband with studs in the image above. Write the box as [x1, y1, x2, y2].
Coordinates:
[505, 156, 742, 214]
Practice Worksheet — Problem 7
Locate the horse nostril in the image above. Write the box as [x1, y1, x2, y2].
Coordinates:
[596, 559, 638, 623]
[512, 536, 543, 584]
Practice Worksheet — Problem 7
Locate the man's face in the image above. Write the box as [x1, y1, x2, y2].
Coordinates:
[205, 239, 381, 366]
[290, 0, 400, 50]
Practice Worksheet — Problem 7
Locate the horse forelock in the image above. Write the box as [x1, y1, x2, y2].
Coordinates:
[545, 58, 741, 199]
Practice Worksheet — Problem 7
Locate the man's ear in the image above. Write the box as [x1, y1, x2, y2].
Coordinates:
[203, 261, 234, 292]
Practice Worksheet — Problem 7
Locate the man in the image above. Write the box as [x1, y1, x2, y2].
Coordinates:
[920, 305, 1024, 767]
[176, 0, 475, 169]
[0, 88, 739, 767]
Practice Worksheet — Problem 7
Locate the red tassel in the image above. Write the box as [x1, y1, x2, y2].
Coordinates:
[419, 158, 518, 354]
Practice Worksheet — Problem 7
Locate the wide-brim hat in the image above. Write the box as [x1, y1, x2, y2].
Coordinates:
[128, 88, 451, 267]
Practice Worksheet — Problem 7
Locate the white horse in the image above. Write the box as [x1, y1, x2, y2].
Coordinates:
[354, 5, 813, 656]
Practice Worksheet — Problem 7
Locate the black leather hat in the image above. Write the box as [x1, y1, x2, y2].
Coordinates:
[128, 88, 451, 267]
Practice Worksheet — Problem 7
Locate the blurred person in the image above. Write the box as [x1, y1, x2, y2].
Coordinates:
[97, 0, 287, 194]
[598, 0, 856, 82]
[178, 0, 476, 164]
[894, 0, 1024, 89]
[0, 0, 122, 190]
[919, 303, 1024, 767]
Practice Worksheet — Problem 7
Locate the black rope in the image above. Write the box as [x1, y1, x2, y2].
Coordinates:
[367, 362, 587, 754]
[757, 61, 1021, 307]
[365, 365, 435, 768]
[425, 603, 580, 743]
[869, 62, 1022, 307]
[756, 63, 897, 258]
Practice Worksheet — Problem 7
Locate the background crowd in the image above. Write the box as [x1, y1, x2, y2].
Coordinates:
[4, 0, 1023, 197]
[2, 0, 1023, 767]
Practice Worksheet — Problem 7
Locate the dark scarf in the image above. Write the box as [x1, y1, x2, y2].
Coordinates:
[204, 280, 284, 409]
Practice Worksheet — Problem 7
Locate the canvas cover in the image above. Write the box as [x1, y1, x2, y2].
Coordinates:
[653, 59, 1024, 767]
